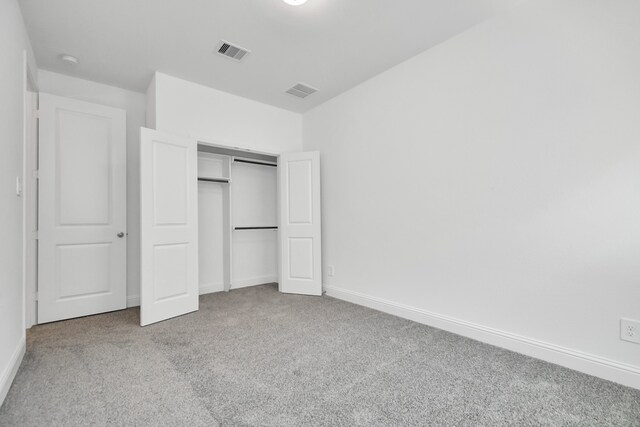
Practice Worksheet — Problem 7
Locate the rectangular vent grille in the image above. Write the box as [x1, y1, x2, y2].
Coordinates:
[286, 83, 318, 98]
[217, 41, 250, 61]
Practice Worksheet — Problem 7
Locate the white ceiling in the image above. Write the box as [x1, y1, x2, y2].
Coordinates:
[19, 0, 517, 113]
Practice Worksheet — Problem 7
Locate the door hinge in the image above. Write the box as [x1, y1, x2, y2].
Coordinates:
[34, 292, 38, 301]
[32, 169, 39, 180]
[32, 109, 40, 119]
[32, 230, 38, 240]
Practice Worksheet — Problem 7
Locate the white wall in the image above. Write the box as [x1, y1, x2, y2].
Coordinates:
[304, 0, 640, 388]
[0, 0, 37, 405]
[146, 74, 156, 131]
[38, 70, 147, 305]
[152, 72, 303, 154]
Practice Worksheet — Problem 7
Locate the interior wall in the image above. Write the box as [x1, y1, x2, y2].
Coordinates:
[146, 74, 156, 130]
[0, 0, 37, 405]
[37, 70, 146, 306]
[303, 0, 640, 385]
[152, 72, 303, 154]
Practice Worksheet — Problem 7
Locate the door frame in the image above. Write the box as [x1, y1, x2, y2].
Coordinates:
[27, 92, 128, 325]
[23, 51, 38, 329]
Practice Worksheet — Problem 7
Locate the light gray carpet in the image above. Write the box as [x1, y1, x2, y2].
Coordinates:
[1, 284, 639, 426]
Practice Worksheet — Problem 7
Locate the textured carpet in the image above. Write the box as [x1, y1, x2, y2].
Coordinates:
[1, 284, 639, 426]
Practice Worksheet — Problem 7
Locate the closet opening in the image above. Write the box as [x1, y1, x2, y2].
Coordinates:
[197, 142, 279, 295]
[139, 127, 322, 325]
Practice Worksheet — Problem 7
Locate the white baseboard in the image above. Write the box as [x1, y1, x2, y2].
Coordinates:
[199, 282, 224, 296]
[126, 295, 140, 308]
[232, 276, 278, 290]
[0, 337, 26, 407]
[324, 285, 640, 390]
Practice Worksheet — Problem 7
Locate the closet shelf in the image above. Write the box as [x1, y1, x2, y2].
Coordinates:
[198, 177, 230, 183]
[234, 226, 278, 230]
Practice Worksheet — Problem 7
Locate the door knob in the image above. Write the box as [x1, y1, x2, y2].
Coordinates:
[117, 232, 125, 238]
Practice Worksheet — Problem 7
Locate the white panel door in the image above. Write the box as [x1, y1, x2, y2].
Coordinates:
[278, 151, 322, 296]
[140, 128, 198, 326]
[38, 93, 127, 323]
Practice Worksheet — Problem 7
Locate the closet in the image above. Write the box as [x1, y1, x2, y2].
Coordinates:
[139, 128, 322, 326]
[197, 143, 278, 295]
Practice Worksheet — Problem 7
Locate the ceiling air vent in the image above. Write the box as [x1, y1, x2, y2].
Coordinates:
[286, 83, 318, 99]
[217, 40, 250, 62]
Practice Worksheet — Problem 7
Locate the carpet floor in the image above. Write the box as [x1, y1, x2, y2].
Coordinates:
[0, 283, 639, 426]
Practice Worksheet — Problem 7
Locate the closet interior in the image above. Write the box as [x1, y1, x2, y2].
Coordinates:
[197, 143, 278, 294]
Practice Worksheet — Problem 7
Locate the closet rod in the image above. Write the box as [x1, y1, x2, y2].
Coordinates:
[234, 158, 277, 168]
[234, 226, 278, 230]
[198, 177, 230, 183]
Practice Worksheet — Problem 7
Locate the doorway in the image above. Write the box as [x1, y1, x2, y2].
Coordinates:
[26, 93, 128, 324]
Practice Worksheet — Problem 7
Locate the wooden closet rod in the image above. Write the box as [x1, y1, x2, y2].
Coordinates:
[234, 158, 277, 167]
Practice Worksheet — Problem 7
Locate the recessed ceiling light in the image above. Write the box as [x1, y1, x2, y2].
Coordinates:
[282, 0, 307, 5]
[60, 54, 79, 65]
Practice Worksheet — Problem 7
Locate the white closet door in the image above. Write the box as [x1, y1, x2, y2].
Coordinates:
[140, 128, 199, 326]
[278, 151, 322, 296]
[38, 93, 127, 324]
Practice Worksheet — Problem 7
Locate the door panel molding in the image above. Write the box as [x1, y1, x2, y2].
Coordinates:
[140, 128, 198, 326]
[278, 151, 322, 296]
[38, 93, 127, 323]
